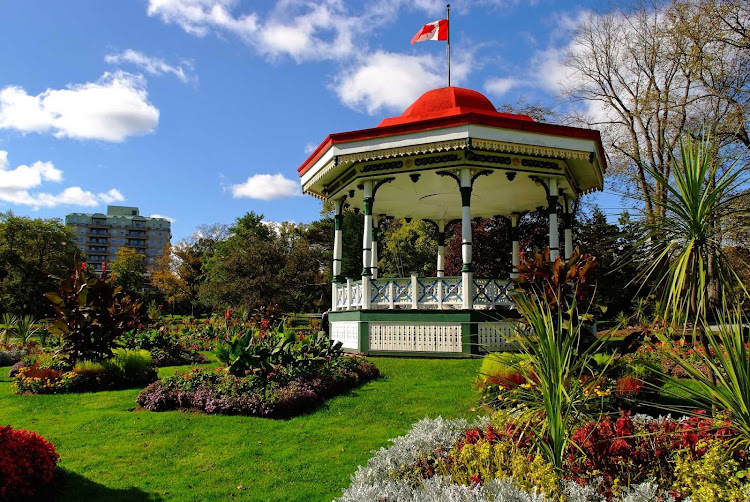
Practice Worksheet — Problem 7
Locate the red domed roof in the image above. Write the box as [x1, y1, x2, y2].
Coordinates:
[377, 87, 534, 127]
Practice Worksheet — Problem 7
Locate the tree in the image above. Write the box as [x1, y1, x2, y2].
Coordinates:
[670, 0, 750, 148]
[444, 217, 511, 277]
[0, 212, 78, 318]
[110, 247, 147, 297]
[563, 0, 749, 218]
[379, 219, 437, 278]
[575, 205, 641, 318]
[151, 242, 205, 316]
[198, 213, 329, 313]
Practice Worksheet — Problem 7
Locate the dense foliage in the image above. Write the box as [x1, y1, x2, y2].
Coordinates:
[13, 348, 157, 394]
[338, 416, 708, 502]
[45, 262, 146, 363]
[119, 327, 209, 367]
[0, 212, 78, 318]
[138, 326, 379, 417]
[0, 425, 59, 501]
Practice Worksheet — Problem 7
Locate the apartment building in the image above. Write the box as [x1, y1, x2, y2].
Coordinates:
[65, 206, 172, 272]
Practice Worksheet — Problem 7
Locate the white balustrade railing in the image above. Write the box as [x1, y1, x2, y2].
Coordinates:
[332, 276, 514, 311]
[472, 278, 513, 308]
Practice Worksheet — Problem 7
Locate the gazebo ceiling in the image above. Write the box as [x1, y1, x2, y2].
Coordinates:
[298, 87, 607, 220]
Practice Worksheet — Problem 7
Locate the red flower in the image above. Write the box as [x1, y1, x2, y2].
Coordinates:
[225, 308, 233, 320]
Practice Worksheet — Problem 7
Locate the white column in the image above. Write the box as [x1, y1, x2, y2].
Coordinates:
[548, 178, 560, 261]
[563, 197, 573, 260]
[332, 199, 344, 310]
[436, 219, 446, 278]
[460, 169, 473, 309]
[361, 180, 373, 309]
[510, 212, 520, 278]
[371, 214, 379, 279]
[411, 272, 419, 309]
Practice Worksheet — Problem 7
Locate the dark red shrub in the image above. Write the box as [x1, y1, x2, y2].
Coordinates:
[615, 375, 644, 397]
[23, 365, 63, 381]
[487, 371, 526, 388]
[0, 425, 59, 500]
[565, 412, 741, 499]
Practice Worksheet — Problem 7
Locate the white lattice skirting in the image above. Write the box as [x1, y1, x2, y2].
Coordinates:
[330, 321, 359, 350]
[478, 322, 518, 352]
[369, 323, 463, 353]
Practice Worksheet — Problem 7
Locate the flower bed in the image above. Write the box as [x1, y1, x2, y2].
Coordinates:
[340, 414, 749, 501]
[12, 349, 157, 394]
[137, 355, 379, 418]
[0, 425, 59, 501]
[138, 327, 379, 418]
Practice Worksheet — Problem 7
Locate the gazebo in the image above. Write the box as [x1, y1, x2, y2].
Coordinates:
[298, 87, 606, 356]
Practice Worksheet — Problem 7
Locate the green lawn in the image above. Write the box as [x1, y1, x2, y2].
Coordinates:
[1, 357, 482, 502]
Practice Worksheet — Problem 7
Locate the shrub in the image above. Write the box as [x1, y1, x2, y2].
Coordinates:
[339, 415, 679, 502]
[436, 428, 559, 497]
[215, 327, 342, 378]
[0, 426, 59, 501]
[73, 359, 107, 376]
[13, 349, 156, 394]
[104, 348, 152, 377]
[615, 375, 644, 397]
[8, 361, 26, 378]
[120, 327, 209, 367]
[45, 262, 146, 364]
[565, 411, 743, 498]
[672, 440, 750, 502]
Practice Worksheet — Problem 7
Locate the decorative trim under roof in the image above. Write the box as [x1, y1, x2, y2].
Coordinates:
[471, 139, 591, 161]
[337, 139, 469, 164]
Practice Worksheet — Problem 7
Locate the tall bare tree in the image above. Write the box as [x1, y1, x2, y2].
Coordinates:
[563, 0, 749, 218]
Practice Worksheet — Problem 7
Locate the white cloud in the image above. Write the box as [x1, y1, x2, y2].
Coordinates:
[105, 50, 196, 82]
[150, 213, 176, 223]
[98, 189, 125, 203]
[303, 142, 316, 154]
[332, 52, 443, 115]
[147, 0, 259, 37]
[332, 51, 472, 115]
[230, 173, 300, 200]
[147, 0, 384, 62]
[0, 151, 125, 209]
[0, 71, 159, 142]
[484, 77, 520, 97]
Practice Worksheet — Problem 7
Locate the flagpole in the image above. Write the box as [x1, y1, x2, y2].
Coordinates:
[446, 4, 451, 87]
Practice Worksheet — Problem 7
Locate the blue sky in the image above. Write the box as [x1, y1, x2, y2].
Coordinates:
[0, 0, 621, 242]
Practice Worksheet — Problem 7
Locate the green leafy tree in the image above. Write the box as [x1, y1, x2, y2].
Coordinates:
[0, 212, 78, 318]
[575, 205, 642, 318]
[110, 247, 147, 297]
[152, 242, 206, 316]
[379, 219, 437, 278]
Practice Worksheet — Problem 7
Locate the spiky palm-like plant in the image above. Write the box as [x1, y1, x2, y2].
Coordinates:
[510, 291, 608, 470]
[636, 133, 748, 328]
[1, 313, 17, 346]
[662, 303, 750, 449]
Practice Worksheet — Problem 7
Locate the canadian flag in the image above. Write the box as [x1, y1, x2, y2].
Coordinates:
[411, 19, 448, 44]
